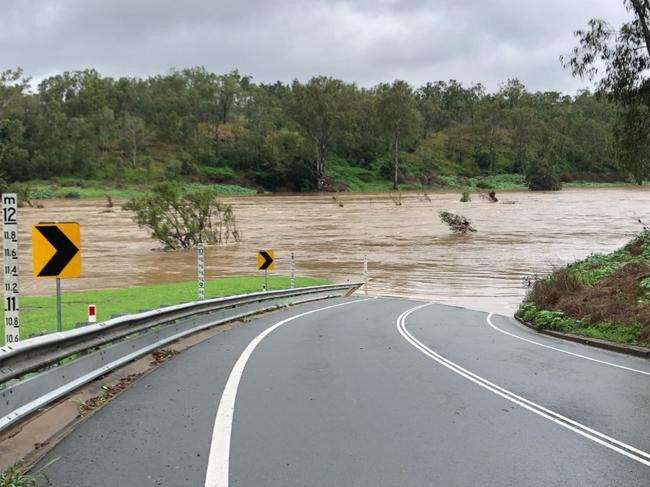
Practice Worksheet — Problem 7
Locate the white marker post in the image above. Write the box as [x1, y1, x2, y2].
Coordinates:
[88, 304, 97, 323]
[2, 194, 20, 344]
[290, 252, 295, 289]
[198, 242, 205, 300]
[364, 254, 368, 296]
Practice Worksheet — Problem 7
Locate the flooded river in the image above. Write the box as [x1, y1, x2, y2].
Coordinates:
[13, 187, 650, 315]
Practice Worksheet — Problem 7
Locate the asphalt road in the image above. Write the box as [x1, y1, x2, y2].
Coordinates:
[36, 297, 650, 486]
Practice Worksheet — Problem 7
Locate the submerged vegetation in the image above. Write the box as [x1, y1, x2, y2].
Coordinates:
[123, 182, 241, 249]
[439, 211, 476, 234]
[517, 230, 650, 345]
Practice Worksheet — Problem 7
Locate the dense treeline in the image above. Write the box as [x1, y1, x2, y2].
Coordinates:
[0, 67, 638, 192]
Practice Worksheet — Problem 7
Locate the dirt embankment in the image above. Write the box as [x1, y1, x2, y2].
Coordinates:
[519, 231, 650, 344]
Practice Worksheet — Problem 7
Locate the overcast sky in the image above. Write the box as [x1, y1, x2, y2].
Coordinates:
[1, 0, 632, 94]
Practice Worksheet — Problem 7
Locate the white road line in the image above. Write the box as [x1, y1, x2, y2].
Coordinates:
[397, 304, 650, 467]
[486, 313, 650, 376]
[204, 298, 373, 487]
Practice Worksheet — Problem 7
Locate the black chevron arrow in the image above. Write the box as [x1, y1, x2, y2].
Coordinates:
[259, 250, 273, 270]
[36, 225, 79, 277]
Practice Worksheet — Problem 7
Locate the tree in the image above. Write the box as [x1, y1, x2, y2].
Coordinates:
[525, 153, 562, 191]
[0, 69, 30, 176]
[285, 76, 355, 189]
[562, 0, 650, 183]
[123, 183, 241, 249]
[616, 103, 650, 184]
[119, 112, 149, 168]
[0, 65, 629, 191]
[376, 81, 422, 189]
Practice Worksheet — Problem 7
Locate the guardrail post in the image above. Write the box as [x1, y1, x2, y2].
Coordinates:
[364, 255, 368, 296]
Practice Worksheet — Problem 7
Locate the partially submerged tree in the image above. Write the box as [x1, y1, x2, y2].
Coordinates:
[439, 211, 476, 234]
[562, 0, 650, 183]
[124, 183, 241, 249]
[525, 153, 562, 191]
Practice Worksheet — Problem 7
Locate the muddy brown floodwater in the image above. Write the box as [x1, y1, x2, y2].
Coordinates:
[12, 187, 650, 315]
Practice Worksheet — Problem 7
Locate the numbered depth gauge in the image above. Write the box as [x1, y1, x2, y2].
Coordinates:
[2, 193, 20, 344]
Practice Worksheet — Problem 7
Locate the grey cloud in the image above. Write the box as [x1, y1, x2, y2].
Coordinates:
[0, 0, 633, 93]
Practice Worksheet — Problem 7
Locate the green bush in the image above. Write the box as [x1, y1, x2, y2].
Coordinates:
[28, 186, 56, 199]
[568, 249, 630, 286]
[525, 156, 562, 191]
[475, 180, 493, 189]
[640, 277, 650, 303]
[123, 182, 241, 249]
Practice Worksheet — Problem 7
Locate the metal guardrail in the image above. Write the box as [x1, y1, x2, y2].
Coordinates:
[0, 283, 361, 432]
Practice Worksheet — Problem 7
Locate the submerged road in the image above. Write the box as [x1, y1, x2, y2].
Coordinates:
[36, 297, 650, 486]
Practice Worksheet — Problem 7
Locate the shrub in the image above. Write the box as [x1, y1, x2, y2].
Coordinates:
[439, 211, 476, 233]
[123, 182, 241, 250]
[63, 191, 80, 199]
[28, 186, 56, 199]
[475, 180, 493, 189]
[460, 191, 471, 202]
[526, 267, 583, 310]
[525, 156, 562, 191]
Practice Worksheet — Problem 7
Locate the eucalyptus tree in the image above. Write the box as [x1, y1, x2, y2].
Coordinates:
[0, 69, 31, 179]
[286, 76, 356, 189]
[376, 80, 422, 189]
[562, 0, 650, 183]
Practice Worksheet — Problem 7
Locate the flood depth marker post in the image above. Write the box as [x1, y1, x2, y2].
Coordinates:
[3, 193, 20, 345]
[197, 242, 205, 300]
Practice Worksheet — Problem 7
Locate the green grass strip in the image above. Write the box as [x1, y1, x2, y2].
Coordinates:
[11, 276, 329, 344]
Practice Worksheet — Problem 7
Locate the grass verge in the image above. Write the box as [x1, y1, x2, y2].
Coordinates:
[12, 180, 257, 202]
[11, 276, 329, 345]
[516, 230, 650, 345]
[10, 175, 641, 200]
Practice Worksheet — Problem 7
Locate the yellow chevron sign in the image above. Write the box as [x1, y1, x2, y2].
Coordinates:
[32, 223, 81, 278]
[257, 250, 274, 271]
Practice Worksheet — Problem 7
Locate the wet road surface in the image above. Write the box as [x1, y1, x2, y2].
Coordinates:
[36, 297, 650, 486]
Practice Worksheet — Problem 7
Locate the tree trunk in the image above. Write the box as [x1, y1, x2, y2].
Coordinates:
[393, 133, 400, 190]
[132, 132, 137, 168]
[630, 0, 650, 58]
[316, 138, 327, 190]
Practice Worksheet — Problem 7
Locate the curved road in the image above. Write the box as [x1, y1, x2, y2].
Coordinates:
[36, 297, 650, 486]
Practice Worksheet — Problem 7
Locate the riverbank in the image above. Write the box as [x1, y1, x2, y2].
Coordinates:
[516, 231, 650, 346]
[13, 276, 328, 345]
[7, 174, 642, 203]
